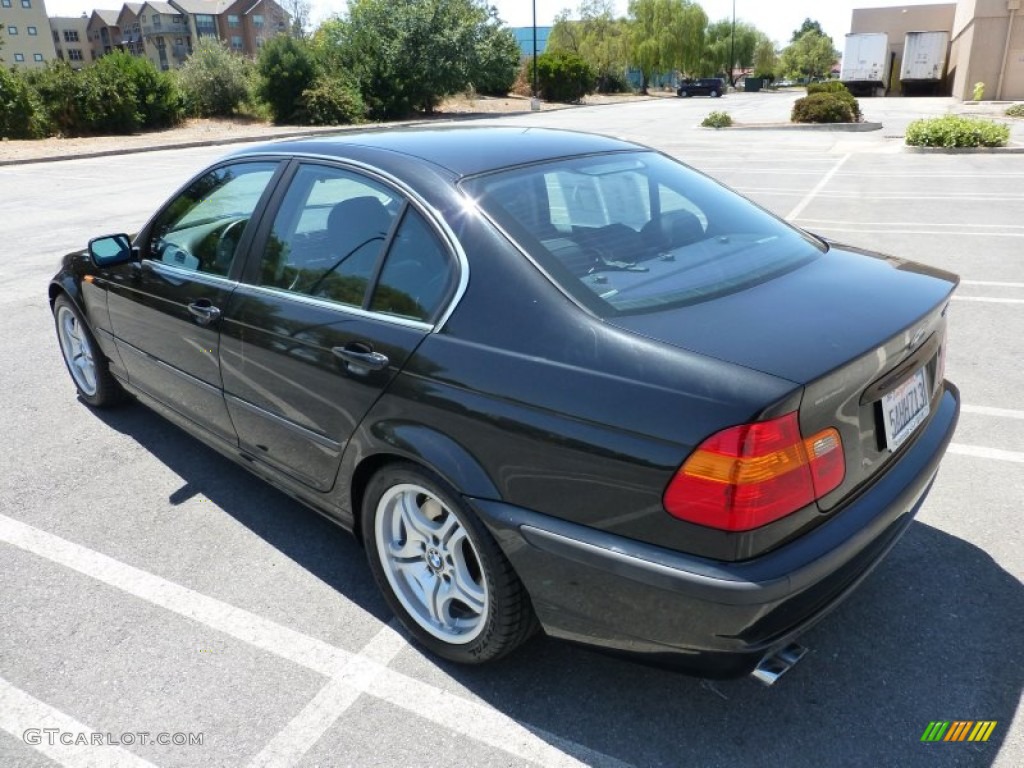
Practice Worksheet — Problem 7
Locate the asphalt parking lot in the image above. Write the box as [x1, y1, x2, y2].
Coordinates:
[1, 93, 1021, 767]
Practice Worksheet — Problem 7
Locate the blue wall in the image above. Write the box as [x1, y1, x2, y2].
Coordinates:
[512, 27, 551, 57]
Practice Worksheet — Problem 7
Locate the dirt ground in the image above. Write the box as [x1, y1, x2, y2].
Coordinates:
[0, 92, 663, 165]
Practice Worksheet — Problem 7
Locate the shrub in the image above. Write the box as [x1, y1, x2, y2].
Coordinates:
[176, 38, 253, 118]
[806, 80, 848, 95]
[535, 50, 594, 103]
[0, 67, 40, 139]
[972, 82, 985, 101]
[701, 111, 733, 128]
[256, 35, 316, 124]
[905, 115, 1009, 147]
[1006, 103, 1024, 118]
[300, 74, 365, 125]
[791, 91, 861, 123]
[92, 51, 182, 130]
[472, 23, 521, 96]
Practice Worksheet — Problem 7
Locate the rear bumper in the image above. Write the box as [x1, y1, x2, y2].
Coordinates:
[470, 383, 960, 678]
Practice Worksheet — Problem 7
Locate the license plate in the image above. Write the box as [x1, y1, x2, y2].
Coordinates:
[881, 368, 930, 452]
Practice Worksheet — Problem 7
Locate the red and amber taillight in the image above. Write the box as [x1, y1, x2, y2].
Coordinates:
[663, 412, 845, 532]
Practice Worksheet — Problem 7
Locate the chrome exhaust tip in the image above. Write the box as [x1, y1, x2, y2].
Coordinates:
[750, 643, 808, 686]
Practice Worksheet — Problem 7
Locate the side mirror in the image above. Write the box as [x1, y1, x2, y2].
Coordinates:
[88, 234, 135, 268]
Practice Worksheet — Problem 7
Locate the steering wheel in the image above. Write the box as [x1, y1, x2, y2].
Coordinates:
[214, 218, 248, 273]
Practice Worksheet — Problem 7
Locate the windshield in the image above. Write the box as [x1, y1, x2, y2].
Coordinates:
[462, 151, 825, 316]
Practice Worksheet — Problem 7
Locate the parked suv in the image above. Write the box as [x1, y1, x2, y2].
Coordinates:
[677, 78, 725, 97]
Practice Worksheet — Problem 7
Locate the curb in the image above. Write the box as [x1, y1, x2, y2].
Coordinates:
[903, 143, 1024, 154]
[711, 121, 883, 132]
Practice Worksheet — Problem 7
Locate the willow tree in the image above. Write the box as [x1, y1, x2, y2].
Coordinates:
[628, 0, 705, 93]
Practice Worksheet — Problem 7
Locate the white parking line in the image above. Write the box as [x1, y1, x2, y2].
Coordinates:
[246, 623, 407, 768]
[0, 677, 159, 768]
[948, 444, 1024, 463]
[785, 153, 850, 221]
[797, 219, 1024, 231]
[961, 280, 1024, 288]
[961, 405, 1024, 420]
[951, 296, 1024, 304]
[0, 514, 631, 768]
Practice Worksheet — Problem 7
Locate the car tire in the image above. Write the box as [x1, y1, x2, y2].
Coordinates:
[53, 294, 125, 407]
[362, 462, 538, 664]
[711, 89, 721, 98]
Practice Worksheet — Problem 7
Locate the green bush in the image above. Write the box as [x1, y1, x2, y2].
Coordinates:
[176, 38, 253, 118]
[791, 91, 861, 123]
[905, 115, 1009, 147]
[701, 111, 733, 128]
[536, 50, 594, 103]
[93, 51, 182, 130]
[1006, 103, 1024, 118]
[256, 35, 316, 124]
[472, 23, 521, 96]
[0, 67, 40, 139]
[300, 74, 365, 125]
[806, 80, 848, 95]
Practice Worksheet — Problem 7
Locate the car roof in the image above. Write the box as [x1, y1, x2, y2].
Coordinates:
[233, 126, 644, 178]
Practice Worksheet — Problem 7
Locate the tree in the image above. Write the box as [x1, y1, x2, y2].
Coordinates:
[628, 0, 706, 93]
[780, 30, 838, 81]
[752, 34, 777, 81]
[257, 35, 316, 123]
[281, 0, 310, 37]
[699, 19, 758, 82]
[175, 38, 253, 117]
[791, 18, 824, 43]
[548, 1, 631, 93]
[318, 0, 502, 119]
[471, 5, 521, 95]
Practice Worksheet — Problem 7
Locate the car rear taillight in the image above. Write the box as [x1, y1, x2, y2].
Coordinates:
[663, 412, 844, 532]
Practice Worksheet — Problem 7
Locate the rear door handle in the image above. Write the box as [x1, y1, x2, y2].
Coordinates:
[187, 300, 221, 326]
[332, 343, 389, 372]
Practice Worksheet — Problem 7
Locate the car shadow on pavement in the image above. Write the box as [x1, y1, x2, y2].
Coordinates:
[93, 404, 1021, 768]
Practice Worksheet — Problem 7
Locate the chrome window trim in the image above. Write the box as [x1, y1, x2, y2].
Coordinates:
[143, 259, 238, 289]
[232, 282, 434, 333]
[235, 151, 470, 334]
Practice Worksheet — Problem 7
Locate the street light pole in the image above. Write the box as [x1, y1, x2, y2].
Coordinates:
[730, 0, 736, 88]
[532, 0, 538, 96]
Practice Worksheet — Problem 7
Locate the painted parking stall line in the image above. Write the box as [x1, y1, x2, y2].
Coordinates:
[785, 153, 851, 221]
[0, 676, 159, 768]
[0, 514, 631, 768]
[948, 444, 1024, 463]
[961, 404, 1024, 421]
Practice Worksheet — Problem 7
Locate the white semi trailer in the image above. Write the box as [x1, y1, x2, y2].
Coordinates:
[840, 33, 890, 96]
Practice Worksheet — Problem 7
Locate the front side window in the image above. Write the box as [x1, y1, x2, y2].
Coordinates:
[464, 152, 824, 315]
[148, 162, 278, 276]
[258, 165, 399, 308]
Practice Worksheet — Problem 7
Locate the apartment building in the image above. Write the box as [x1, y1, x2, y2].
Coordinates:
[87, 9, 121, 60]
[0, 0, 56, 67]
[50, 14, 91, 66]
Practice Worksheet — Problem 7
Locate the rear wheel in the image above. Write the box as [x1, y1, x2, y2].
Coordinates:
[53, 294, 124, 407]
[711, 89, 721, 98]
[362, 462, 537, 663]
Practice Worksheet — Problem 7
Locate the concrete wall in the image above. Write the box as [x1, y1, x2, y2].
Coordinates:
[950, 0, 1023, 100]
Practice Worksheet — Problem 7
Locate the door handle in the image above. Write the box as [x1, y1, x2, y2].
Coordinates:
[187, 300, 222, 326]
[332, 343, 389, 372]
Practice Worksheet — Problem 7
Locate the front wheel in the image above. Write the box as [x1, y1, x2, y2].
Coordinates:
[362, 463, 537, 663]
[53, 294, 124, 407]
[711, 89, 721, 98]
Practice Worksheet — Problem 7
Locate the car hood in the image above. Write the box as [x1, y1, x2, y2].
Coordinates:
[607, 243, 958, 384]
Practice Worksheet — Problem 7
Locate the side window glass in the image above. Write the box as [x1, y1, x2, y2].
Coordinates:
[370, 209, 455, 322]
[148, 162, 277, 276]
[260, 164, 399, 308]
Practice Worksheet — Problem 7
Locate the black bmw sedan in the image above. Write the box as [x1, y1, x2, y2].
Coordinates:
[50, 127, 959, 681]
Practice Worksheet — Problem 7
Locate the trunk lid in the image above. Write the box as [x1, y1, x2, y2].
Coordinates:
[610, 244, 958, 503]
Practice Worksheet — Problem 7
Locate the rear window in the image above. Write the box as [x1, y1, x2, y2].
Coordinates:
[462, 151, 824, 315]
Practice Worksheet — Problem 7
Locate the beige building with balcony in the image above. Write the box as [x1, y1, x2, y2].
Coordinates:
[50, 14, 91, 66]
[852, 0, 1024, 99]
[87, 8, 121, 60]
[1, 0, 57, 68]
